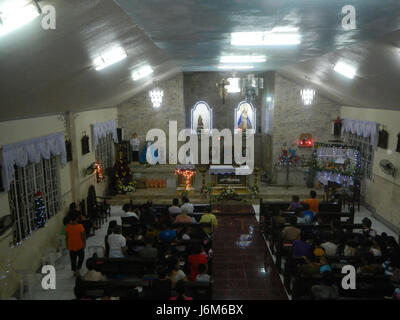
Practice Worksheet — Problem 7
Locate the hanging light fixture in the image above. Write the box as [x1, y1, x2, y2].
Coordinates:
[300, 88, 315, 105]
[149, 87, 164, 109]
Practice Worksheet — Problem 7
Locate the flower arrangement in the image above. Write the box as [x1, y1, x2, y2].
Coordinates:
[117, 180, 136, 194]
[215, 186, 240, 201]
[250, 185, 259, 197]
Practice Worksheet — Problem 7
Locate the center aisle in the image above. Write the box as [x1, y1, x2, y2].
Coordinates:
[211, 205, 288, 300]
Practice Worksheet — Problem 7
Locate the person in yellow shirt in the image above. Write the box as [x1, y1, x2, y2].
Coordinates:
[200, 206, 218, 235]
[304, 190, 319, 213]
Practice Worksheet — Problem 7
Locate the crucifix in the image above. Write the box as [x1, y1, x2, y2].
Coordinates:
[216, 78, 230, 104]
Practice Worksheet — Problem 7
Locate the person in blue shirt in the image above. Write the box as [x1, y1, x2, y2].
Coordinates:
[319, 256, 332, 273]
[160, 225, 177, 241]
[298, 203, 315, 224]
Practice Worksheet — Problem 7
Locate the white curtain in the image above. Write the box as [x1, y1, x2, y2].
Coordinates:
[92, 119, 118, 150]
[341, 118, 379, 148]
[1, 132, 66, 192]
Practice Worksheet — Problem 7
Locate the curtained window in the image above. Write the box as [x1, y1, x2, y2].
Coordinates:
[95, 133, 115, 173]
[8, 156, 60, 245]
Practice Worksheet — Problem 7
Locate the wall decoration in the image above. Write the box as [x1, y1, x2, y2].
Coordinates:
[378, 127, 389, 149]
[191, 101, 213, 134]
[216, 78, 229, 104]
[333, 117, 343, 138]
[65, 140, 72, 162]
[94, 161, 105, 183]
[298, 133, 313, 148]
[396, 133, 400, 153]
[312, 142, 361, 187]
[81, 134, 90, 155]
[234, 101, 256, 133]
[33, 192, 47, 229]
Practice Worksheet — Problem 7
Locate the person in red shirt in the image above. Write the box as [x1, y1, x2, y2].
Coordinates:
[65, 211, 86, 277]
[188, 246, 208, 280]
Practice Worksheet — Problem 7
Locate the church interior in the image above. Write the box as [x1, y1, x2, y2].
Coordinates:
[0, 0, 400, 301]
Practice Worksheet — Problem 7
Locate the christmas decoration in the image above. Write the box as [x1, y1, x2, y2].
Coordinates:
[311, 142, 361, 187]
[94, 161, 105, 183]
[114, 150, 134, 194]
[34, 192, 46, 229]
[175, 168, 196, 191]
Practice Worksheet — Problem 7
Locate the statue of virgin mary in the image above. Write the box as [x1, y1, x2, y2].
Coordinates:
[238, 104, 252, 130]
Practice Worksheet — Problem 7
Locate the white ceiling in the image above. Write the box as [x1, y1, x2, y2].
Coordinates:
[0, 0, 399, 121]
[0, 0, 180, 121]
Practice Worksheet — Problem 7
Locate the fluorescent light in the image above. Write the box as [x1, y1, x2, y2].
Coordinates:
[333, 61, 356, 79]
[0, 1, 40, 37]
[218, 65, 254, 70]
[220, 55, 266, 63]
[231, 28, 301, 46]
[93, 47, 128, 71]
[131, 65, 154, 81]
[266, 96, 272, 102]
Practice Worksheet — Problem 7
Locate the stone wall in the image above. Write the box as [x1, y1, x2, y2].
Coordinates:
[184, 72, 271, 169]
[117, 74, 185, 152]
[272, 73, 341, 185]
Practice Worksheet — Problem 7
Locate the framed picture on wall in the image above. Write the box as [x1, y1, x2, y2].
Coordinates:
[0, 166, 4, 192]
[82, 135, 90, 155]
[65, 140, 73, 162]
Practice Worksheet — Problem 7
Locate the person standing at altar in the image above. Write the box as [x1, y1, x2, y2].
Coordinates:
[130, 133, 140, 163]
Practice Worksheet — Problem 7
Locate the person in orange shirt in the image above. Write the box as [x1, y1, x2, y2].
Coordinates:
[65, 211, 86, 277]
[304, 190, 319, 213]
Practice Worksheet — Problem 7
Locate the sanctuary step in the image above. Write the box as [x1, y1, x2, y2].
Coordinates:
[108, 186, 323, 205]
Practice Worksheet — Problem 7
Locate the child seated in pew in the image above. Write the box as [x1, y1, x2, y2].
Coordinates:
[195, 263, 211, 282]
[301, 255, 331, 275]
[313, 240, 325, 257]
[296, 203, 314, 224]
[108, 225, 128, 258]
[293, 232, 312, 258]
[175, 227, 191, 255]
[82, 259, 106, 282]
[321, 234, 338, 256]
[288, 195, 300, 211]
[281, 216, 301, 242]
[167, 256, 188, 288]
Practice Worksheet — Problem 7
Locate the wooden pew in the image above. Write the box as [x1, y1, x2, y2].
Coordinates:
[87, 256, 158, 277]
[75, 277, 150, 299]
[273, 224, 364, 272]
[75, 277, 212, 300]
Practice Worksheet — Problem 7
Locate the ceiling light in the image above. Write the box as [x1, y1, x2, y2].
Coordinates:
[333, 61, 356, 79]
[149, 88, 163, 109]
[218, 65, 254, 70]
[231, 28, 301, 46]
[132, 65, 154, 81]
[266, 96, 272, 102]
[0, 1, 40, 37]
[93, 47, 127, 71]
[300, 89, 315, 105]
[220, 55, 267, 63]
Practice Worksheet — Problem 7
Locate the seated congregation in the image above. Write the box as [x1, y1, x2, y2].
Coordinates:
[63, 196, 217, 300]
[262, 190, 400, 300]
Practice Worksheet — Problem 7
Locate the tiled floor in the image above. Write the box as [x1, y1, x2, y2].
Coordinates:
[211, 206, 288, 300]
